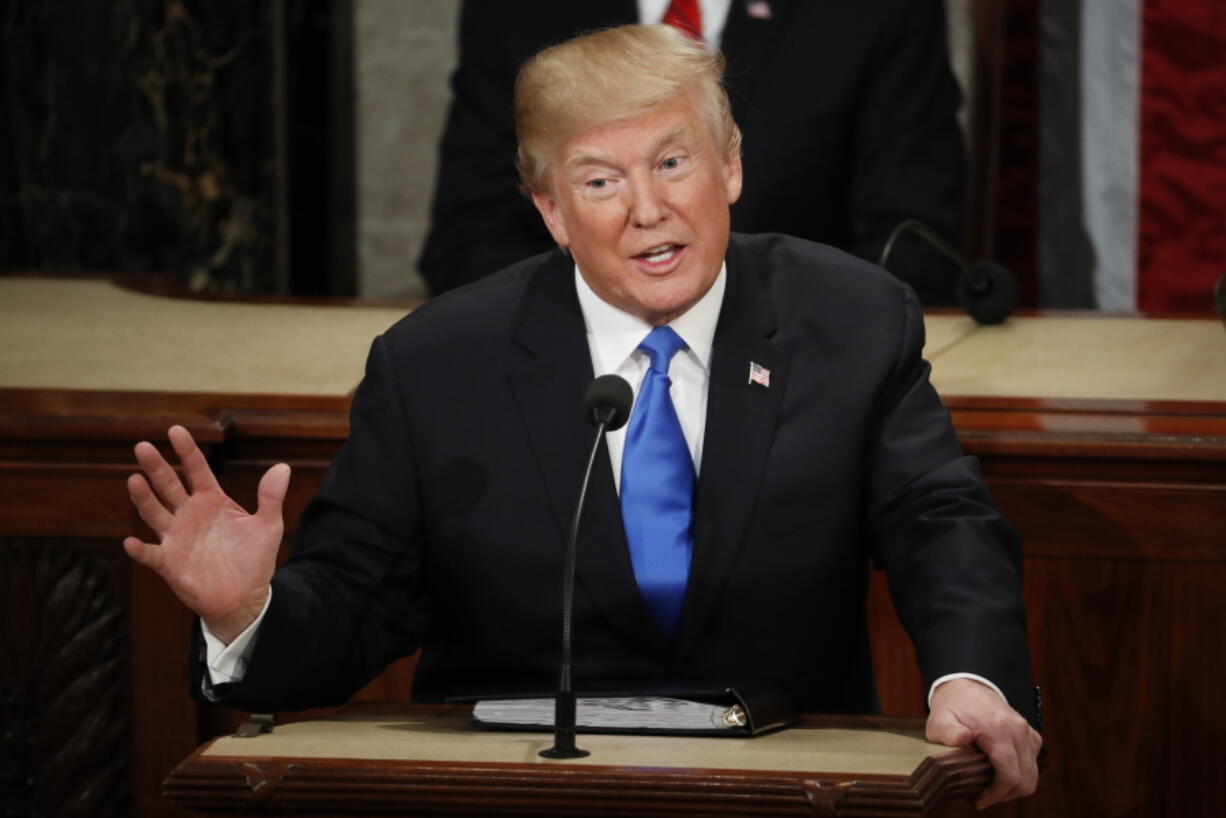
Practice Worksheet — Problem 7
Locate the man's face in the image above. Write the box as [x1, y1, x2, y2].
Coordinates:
[531, 94, 743, 326]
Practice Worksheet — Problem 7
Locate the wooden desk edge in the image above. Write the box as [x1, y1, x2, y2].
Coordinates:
[163, 707, 991, 817]
[6, 387, 1226, 456]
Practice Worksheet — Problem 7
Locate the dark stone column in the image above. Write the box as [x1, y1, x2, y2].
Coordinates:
[0, 0, 355, 295]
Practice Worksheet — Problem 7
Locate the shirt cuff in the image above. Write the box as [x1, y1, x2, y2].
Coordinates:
[201, 589, 273, 687]
[927, 673, 1007, 709]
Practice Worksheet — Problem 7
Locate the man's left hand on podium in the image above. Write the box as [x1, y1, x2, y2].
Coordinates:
[926, 678, 1042, 809]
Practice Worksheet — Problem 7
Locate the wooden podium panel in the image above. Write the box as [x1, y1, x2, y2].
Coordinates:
[874, 316, 1226, 818]
[164, 705, 991, 817]
[0, 278, 410, 818]
[2, 278, 1224, 817]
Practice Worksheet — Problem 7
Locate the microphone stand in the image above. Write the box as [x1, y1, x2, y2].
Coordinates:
[879, 219, 1018, 324]
[540, 406, 618, 759]
[878, 218, 966, 273]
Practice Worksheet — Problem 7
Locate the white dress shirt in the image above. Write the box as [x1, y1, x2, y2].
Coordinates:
[637, 0, 732, 48]
[576, 264, 725, 488]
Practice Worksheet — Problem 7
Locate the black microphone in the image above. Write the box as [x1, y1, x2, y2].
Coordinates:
[540, 374, 632, 760]
[583, 374, 634, 430]
[878, 219, 1018, 325]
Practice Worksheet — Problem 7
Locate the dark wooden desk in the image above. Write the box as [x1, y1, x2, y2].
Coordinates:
[2, 280, 1223, 816]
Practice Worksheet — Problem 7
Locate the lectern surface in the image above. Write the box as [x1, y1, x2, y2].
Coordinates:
[0, 277, 405, 395]
[927, 314, 1226, 401]
[201, 707, 946, 776]
[168, 706, 989, 816]
[5, 276, 1222, 402]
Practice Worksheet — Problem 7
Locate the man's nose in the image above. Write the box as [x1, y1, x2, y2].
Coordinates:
[627, 176, 668, 228]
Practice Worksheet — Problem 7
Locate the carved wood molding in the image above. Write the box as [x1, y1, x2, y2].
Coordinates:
[164, 742, 990, 816]
[0, 537, 130, 816]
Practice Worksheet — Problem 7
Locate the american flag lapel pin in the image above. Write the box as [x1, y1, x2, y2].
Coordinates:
[748, 361, 770, 388]
[745, 1, 772, 21]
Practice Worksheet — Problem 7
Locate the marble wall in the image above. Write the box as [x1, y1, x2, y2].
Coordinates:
[0, 0, 276, 292]
[353, 0, 456, 299]
[947, 0, 973, 130]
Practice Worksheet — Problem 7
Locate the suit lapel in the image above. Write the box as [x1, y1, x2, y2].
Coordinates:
[675, 239, 789, 664]
[721, 0, 797, 111]
[507, 255, 671, 663]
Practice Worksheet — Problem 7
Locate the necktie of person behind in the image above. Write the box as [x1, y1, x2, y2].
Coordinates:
[620, 326, 694, 637]
[663, 0, 703, 40]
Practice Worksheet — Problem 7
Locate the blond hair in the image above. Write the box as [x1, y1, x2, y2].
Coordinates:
[514, 24, 742, 193]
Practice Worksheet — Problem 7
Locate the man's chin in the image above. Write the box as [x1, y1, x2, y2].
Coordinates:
[628, 282, 710, 325]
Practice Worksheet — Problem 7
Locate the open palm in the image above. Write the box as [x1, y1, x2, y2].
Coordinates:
[123, 425, 289, 643]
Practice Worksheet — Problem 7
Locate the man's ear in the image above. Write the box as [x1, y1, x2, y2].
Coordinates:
[723, 151, 744, 205]
[531, 189, 571, 248]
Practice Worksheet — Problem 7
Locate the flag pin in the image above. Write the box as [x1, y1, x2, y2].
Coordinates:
[748, 361, 770, 388]
[745, 1, 772, 21]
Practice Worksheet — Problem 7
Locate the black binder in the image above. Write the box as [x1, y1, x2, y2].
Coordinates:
[452, 681, 796, 737]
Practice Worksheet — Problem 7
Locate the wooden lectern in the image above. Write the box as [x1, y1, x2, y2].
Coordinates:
[5, 277, 1224, 816]
[163, 704, 991, 816]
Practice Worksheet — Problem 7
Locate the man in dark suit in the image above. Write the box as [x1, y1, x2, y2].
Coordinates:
[421, 0, 965, 304]
[124, 24, 1039, 809]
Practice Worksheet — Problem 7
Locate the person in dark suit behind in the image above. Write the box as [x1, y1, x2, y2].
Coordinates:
[123, 24, 1039, 809]
[420, 0, 966, 305]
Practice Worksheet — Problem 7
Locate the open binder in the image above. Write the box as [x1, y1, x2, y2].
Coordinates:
[455, 681, 796, 737]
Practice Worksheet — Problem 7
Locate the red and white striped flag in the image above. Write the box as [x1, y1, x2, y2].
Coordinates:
[1040, 0, 1225, 312]
[748, 362, 770, 388]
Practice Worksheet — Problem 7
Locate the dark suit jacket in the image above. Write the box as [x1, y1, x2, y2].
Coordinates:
[419, 0, 966, 304]
[206, 233, 1037, 728]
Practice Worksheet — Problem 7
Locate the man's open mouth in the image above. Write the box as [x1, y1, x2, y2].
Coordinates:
[635, 244, 684, 263]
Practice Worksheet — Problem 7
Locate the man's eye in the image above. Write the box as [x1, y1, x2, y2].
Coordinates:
[587, 178, 608, 189]
[661, 156, 683, 170]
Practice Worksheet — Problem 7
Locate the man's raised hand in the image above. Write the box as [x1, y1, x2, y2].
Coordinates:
[123, 425, 289, 644]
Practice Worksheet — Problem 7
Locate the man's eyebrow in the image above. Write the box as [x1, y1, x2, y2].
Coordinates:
[563, 152, 617, 173]
[649, 126, 690, 154]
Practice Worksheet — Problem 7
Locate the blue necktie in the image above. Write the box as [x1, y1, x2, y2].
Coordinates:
[620, 326, 694, 637]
